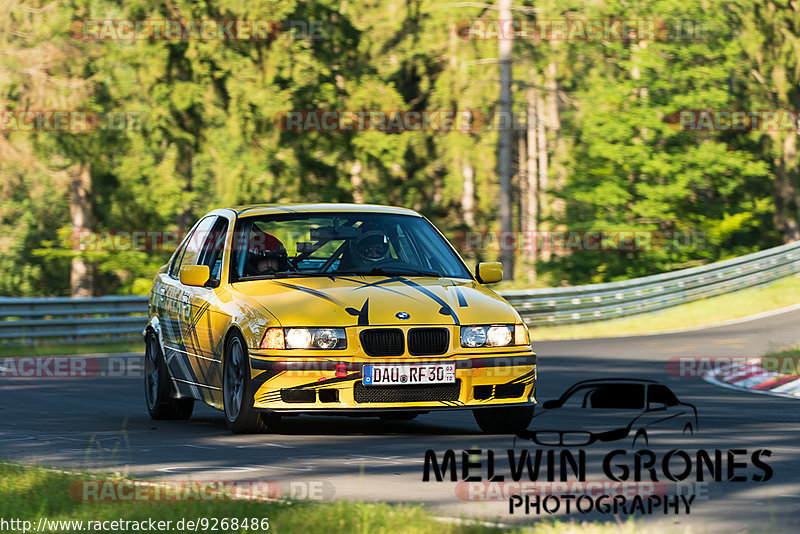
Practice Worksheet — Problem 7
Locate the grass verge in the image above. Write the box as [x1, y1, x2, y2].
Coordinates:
[531, 275, 800, 341]
[763, 345, 800, 358]
[761, 345, 800, 376]
[0, 461, 668, 534]
[0, 461, 500, 534]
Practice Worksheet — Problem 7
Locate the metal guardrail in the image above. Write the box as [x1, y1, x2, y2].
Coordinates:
[500, 240, 800, 326]
[1, 241, 798, 345]
[0, 295, 148, 346]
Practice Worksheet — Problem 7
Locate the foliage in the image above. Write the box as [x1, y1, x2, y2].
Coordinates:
[1, 0, 797, 295]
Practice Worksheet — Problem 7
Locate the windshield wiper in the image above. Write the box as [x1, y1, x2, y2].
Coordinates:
[339, 267, 442, 278]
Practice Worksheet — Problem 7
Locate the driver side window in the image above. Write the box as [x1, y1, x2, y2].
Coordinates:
[197, 217, 229, 283]
[169, 216, 218, 278]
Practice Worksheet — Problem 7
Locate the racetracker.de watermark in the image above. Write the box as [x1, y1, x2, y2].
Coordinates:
[71, 229, 298, 252]
[457, 19, 719, 41]
[70, 19, 325, 41]
[451, 230, 706, 253]
[667, 356, 800, 378]
[72, 230, 187, 252]
[275, 110, 483, 132]
[68, 479, 334, 502]
[0, 111, 146, 132]
[269, 357, 535, 379]
[70, 229, 706, 253]
[0, 355, 141, 379]
[667, 110, 800, 132]
[456, 480, 668, 501]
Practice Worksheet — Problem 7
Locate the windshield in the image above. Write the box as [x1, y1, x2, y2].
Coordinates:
[229, 212, 471, 281]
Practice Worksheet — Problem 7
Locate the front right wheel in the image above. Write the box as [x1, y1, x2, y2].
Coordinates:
[473, 405, 534, 434]
[223, 332, 280, 433]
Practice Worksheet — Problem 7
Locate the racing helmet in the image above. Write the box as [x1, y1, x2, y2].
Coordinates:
[353, 226, 390, 263]
[247, 229, 289, 273]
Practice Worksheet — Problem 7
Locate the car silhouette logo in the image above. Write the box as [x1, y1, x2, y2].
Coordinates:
[395, 312, 410, 320]
[516, 378, 698, 448]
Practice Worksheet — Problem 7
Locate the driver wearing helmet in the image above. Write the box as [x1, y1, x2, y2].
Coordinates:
[247, 228, 289, 275]
[351, 226, 391, 264]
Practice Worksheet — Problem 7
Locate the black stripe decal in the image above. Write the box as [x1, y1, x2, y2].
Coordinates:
[453, 286, 468, 307]
[272, 281, 345, 306]
[345, 277, 422, 300]
[345, 299, 370, 326]
[396, 278, 461, 325]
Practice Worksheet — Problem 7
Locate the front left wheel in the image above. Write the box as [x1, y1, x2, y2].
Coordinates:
[223, 332, 280, 433]
[144, 330, 194, 420]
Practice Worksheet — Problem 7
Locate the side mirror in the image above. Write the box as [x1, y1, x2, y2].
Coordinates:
[647, 401, 668, 412]
[475, 262, 503, 284]
[542, 400, 559, 410]
[179, 265, 210, 287]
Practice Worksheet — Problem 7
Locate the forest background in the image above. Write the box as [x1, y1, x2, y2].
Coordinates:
[1, 0, 798, 297]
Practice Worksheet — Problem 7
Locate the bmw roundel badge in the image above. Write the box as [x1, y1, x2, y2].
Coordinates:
[395, 312, 410, 320]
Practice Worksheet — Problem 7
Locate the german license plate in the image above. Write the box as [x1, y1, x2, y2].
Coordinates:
[362, 363, 456, 386]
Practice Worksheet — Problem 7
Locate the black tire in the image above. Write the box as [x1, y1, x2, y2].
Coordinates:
[223, 332, 280, 433]
[144, 330, 194, 420]
[473, 405, 534, 434]
[379, 412, 419, 421]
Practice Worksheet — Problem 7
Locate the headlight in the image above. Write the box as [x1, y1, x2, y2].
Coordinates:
[261, 327, 347, 350]
[460, 324, 527, 348]
[486, 325, 512, 347]
[286, 328, 313, 348]
[460, 326, 488, 348]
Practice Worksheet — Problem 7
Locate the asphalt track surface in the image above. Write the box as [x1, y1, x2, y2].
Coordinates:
[2, 308, 800, 532]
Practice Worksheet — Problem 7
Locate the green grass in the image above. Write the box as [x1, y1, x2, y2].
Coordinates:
[0, 461, 680, 534]
[532, 275, 800, 341]
[0, 461, 500, 534]
[761, 345, 800, 375]
[763, 345, 800, 358]
[0, 341, 142, 358]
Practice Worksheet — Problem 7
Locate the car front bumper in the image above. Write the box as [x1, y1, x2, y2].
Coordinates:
[248, 350, 537, 412]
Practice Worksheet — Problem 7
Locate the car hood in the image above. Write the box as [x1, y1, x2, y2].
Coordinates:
[229, 276, 520, 327]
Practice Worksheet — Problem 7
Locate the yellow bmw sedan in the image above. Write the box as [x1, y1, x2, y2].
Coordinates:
[143, 204, 536, 433]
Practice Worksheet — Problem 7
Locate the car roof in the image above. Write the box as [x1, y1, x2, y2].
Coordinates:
[228, 203, 423, 217]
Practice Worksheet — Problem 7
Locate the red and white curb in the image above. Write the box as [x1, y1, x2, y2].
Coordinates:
[703, 358, 800, 400]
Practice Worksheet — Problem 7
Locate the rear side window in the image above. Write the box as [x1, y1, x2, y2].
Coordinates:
[169, 216, 218, 277]
[197, 217, 229, 283]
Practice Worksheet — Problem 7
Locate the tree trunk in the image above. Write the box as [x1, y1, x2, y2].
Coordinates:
[461, 159, 475, 227]
[525, 83, 539, 279]
[70, 162, 93, 297]
[176, 141, 194, 230]
[351, 160, 364, 203]
[496, 0, 514, 280]
[545, 42, 565, 223]
[518, 129, 527, 234]
[535, 84, 549, 262]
